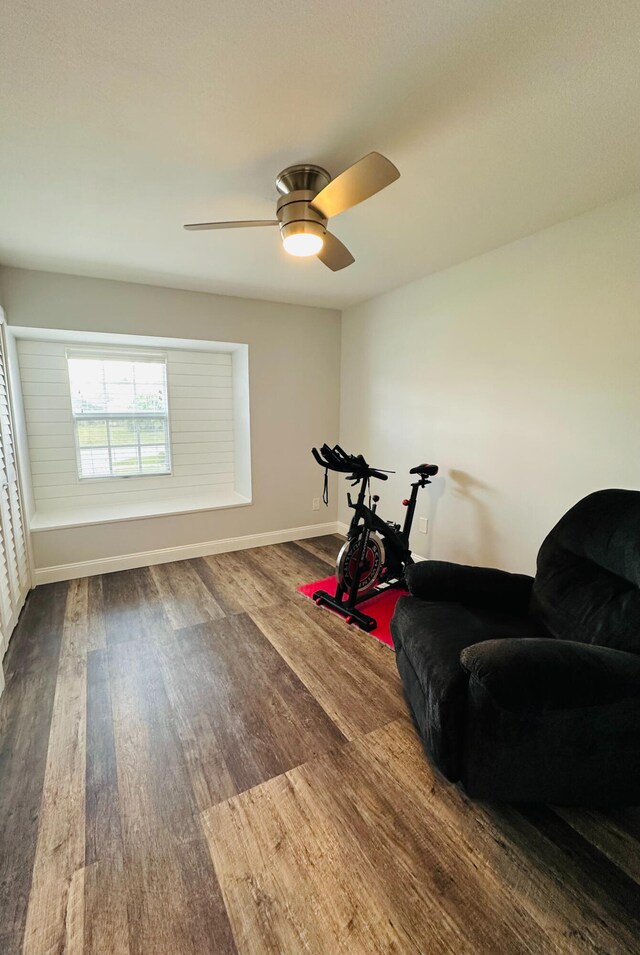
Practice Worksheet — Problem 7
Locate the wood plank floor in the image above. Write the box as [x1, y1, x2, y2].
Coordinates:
[1, 536, 640, 954]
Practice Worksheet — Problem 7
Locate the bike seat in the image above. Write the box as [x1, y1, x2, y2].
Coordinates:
[410, 463, 439, 477]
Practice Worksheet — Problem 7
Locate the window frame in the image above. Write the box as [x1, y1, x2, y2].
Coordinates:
[65, 347, 173, 482]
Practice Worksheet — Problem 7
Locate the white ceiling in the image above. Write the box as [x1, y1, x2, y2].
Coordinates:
[1, 0, 639, 309]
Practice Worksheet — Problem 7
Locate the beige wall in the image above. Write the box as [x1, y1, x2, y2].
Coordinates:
[339, 192, 640, 575]
[0, 268, 341, 572]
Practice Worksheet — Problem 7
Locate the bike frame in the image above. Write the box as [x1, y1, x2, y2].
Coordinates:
[310, 442, 437, 632]
[314, 472, 429, 631]
[345, 471, 424, 565]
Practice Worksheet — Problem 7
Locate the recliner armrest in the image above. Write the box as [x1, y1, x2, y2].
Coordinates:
[405, 561, 534, 615]
[460, 638, 640, 711]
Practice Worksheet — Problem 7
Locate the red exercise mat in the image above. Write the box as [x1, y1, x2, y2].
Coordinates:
[297, 575, 407, 649]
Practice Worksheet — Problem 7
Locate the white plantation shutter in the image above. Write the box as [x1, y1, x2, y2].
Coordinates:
[0, 322, 29, 668]
[0, 367, 19, 604]
[0, 518, 14, 640]
[1, 373, 28, 593]
[8, 478, 27, 591]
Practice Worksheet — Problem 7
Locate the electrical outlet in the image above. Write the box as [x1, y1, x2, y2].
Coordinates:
[418, 517, 428, 534]
[312, 497, 320, 511]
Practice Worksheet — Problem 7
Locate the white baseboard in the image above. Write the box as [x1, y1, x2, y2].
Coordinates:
[33, 521, 341, 585]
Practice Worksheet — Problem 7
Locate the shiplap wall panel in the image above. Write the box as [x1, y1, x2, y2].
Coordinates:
[29, 449, 234, 474]
[17, 341, 235, 517]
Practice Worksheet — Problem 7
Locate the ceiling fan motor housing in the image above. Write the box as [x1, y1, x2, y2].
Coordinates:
[275, 164, 330, 244]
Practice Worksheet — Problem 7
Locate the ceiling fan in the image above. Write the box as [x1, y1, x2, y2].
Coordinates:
[184, 152, 400, 272]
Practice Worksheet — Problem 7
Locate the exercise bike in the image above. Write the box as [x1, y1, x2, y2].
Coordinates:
[311, 444, 438, 632]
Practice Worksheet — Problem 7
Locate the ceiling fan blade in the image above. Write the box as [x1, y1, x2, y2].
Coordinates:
[317, 231, 355, 271]
[310, 152, 399, 219]
[183, 220, 279, 231]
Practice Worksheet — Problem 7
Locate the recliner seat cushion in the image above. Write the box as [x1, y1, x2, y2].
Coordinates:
[532, 489, 640, 653]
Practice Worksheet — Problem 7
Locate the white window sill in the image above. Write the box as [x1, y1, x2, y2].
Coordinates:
[29, 490, 251, 532]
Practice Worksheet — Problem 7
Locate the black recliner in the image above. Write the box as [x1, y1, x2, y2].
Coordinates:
[390, 489, 640, 804]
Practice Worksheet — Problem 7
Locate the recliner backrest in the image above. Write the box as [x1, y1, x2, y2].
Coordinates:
[531, 489, 640, 654]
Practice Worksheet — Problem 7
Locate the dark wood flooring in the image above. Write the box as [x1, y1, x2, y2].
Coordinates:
[1, 536, 640, 954]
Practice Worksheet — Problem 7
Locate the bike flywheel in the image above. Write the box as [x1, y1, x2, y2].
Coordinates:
[336, 533, 385, 595]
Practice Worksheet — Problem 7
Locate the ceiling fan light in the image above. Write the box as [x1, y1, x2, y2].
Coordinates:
[280, 220, 325, 257]
[283, 232, 324, 257]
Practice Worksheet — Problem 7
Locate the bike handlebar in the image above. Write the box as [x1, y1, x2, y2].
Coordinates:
[311, 447, 326, 468]
[312, 444, 390, 481]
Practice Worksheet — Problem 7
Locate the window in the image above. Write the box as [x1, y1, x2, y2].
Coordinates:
[66, 349, 171, 479]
